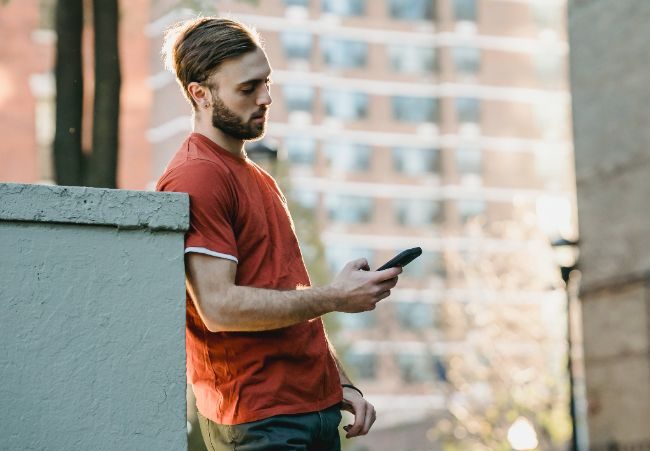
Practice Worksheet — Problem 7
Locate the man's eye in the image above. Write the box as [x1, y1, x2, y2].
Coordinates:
[241, 87, 255, 95]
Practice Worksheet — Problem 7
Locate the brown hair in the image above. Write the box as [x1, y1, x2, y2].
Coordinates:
[162, 17, 263, 109]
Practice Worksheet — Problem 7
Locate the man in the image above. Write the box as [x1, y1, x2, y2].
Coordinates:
[157, 17, 402, 450]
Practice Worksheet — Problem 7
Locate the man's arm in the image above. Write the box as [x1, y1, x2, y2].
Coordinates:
[328, 338, 377, 438]
[185, 253, 401, 333]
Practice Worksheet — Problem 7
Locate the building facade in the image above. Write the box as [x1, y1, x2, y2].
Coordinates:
[569, 0, 650, 447]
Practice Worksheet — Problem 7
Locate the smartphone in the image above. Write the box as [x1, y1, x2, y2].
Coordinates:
[376, 247, 422, 271]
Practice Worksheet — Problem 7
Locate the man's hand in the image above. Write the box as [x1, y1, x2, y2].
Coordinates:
[330, 258, 402, 313]
[341, 386, 377, 438]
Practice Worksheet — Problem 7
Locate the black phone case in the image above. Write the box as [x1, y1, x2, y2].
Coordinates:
[376, 247, 422, 271]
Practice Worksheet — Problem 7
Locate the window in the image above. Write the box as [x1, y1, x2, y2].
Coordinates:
[290, 189, 318, 210]
[280, 31, 312, 60]
[534, 98, 568, 139]
[396, 353, 444, 383]
[31, 72, 55, 182]
[535, 149, 569, 187]
[458, 199, 486, 222]
[284, 136, 316, 165]
[392, 96, 438, 123]
[456, 147, 482, 177]
[396, 302, 436, 329]
[323, 89, 369, 120]
[283, 0, 309, 5]
[322, 0, 365, 16]
[535, 194, 573, 239]
[387, 44, 436, 74]
[531, 0, 564, 30]
[394, 199, 443, 227]
[326, 245, 374, 275]
[456, 97, 480, 124]
[324, 141, 371, 172]
[388, 0, 435, 20]
[38, 0, 56, 30]
[282, 85, 314, 112]
[534, 51, 564, 85]
[326, 194, 373, 224]
[347, 351, 377, 379]
[453, 0, 476, 22]
[452, 46, 481, 75]
[321, 37, 368, 69]
[392, 147, 439, 175]
[337, 310, 377, 330]
[404, 251, 445, 278]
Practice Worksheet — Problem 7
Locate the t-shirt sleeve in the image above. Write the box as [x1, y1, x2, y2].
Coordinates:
[158, 161, 239, 263]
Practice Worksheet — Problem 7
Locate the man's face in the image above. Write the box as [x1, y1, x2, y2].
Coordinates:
[207, 47, 273, 141]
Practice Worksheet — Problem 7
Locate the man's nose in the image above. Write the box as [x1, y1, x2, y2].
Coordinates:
[257, 86, 272, 107]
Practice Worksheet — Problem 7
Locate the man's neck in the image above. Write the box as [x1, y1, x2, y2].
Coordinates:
[193, 119, 246, 159]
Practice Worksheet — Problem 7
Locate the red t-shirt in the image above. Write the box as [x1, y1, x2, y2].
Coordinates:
[157, 133, 342, 425]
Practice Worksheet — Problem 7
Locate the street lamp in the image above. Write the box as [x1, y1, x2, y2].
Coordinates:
[507, 416, 539, 450]
[550, 237, 580, 451]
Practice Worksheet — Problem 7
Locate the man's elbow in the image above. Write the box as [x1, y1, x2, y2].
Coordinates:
[194, 290, 235, 333]
[203, 317, 226, 333]
[202, 310, 238, 333]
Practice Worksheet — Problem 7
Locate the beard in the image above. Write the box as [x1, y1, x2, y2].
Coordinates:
[211, 94, 267, 141]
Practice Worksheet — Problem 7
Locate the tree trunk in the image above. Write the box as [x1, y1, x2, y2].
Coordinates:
[87, 0, 120, 188]
[53, 0, 84, 186]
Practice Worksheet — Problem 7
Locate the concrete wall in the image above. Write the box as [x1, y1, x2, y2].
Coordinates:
[568, 0, 650, 445]
[0, 183, 189, 451]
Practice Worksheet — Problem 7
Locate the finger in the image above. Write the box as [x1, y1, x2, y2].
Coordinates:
[347, 258, 369, 271]
[361, 404, 376, 435]
[364, 303, 378, 312]
[346, 400, 367, 438]
[375, 290, 391, 302]
[377, 277, 399, 291]
[375, 266, 402, 280]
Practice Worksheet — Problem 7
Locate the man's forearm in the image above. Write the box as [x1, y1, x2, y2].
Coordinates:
[195, 284, 340, 332]
[186, 254, 401, 333]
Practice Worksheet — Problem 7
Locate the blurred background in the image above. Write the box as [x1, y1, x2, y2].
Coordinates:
[4, 0, 640, 450]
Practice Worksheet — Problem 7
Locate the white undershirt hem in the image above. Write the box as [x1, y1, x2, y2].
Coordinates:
[185, 247, 238, 263]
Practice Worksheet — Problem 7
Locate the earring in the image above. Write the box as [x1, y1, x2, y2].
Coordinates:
[204, 103, 211, 109]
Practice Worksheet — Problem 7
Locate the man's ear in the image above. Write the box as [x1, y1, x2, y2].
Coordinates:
[187, 82, 212, 108]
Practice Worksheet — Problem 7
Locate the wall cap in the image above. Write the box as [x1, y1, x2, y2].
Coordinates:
[0, 183, 189, 231]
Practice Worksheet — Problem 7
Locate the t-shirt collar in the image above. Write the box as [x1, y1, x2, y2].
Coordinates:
[190, 132, 249, 165]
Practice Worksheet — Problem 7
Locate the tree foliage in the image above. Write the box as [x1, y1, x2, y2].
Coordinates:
[433, 212, 572, 450]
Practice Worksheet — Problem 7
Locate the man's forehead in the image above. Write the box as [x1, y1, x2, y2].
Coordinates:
[214, 48, 271, 84]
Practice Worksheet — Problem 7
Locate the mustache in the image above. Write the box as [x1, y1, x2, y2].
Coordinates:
[250, 109, 268, 119]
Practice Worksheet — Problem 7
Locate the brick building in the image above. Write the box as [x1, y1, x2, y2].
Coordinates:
[0, 0, 153, 189]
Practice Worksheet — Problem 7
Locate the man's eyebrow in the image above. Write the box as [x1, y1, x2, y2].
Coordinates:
[237, 75, 273, 86]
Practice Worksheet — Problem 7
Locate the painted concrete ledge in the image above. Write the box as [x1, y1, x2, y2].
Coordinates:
[0, 182, 189, 231]
[1, 182, 189, 451]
